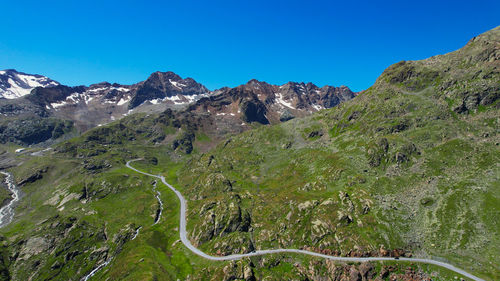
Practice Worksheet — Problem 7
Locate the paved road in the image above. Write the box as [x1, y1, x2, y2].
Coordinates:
[126, 160, 485, 281]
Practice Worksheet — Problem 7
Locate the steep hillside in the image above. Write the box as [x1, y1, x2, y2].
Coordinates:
[0, 26, 497, 281]
[172, 26, 499, 279]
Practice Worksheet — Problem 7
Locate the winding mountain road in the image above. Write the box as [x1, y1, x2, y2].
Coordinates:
[126, 159, 485, 281]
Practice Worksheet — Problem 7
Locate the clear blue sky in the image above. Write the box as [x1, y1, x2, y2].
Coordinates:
[1, 0, 499, 92]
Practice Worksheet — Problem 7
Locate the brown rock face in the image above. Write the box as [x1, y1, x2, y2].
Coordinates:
[350, 267, 362, 281]
[189, 79, 355, 125]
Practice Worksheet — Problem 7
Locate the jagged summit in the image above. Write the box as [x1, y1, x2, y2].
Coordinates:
[188, 79, 355, 126]
[128, 71, 210, 109]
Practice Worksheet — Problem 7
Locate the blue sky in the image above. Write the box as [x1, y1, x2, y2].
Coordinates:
[1, 0, 499, 91]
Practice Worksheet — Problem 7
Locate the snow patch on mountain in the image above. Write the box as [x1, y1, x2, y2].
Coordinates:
[169, 79, 186, 90]
[311, 104, 324, 111]
[275, 93, 295, 109]
[51, 100, 69, 109]
[0, 69, 59, 99]
[88, 86, 130, 93]
[117, 97, 131, 106]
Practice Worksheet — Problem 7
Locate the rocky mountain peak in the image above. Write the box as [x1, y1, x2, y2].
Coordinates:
[128, 71, 209, 109]
[239, 79, 275, 95]
[0, 69, 60, 99]
[148, 71, 183, 82]
[87, 82, 114, 91]
[245, 79, 265, 85]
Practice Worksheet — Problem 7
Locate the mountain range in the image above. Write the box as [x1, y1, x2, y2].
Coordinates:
[0, 69, 355, 145]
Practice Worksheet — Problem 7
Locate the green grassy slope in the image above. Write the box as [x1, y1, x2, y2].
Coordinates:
[173, 26, 500, 280]
[0, 26, 497, 280]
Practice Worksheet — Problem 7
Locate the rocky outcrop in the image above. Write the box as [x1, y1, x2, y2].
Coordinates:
[27, 85, 86, 107]
[82, 159, 112, 173]
[294, 259, 429, 281]
[222, 260, 255, 281]
[18, 167, 47, 186]
[192, 198, 252, 253]
[79, 179, 125, 201]
[7, 215, 109, 280]
[172, 130, 195, 154]
[240, 99, 269, 124]
[366, 138, 389, 167]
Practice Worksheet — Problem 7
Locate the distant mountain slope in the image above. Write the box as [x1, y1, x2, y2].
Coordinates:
[0, 71, 213, 144]
[22, 71, 211, 117]
[0, 69, 59, 99]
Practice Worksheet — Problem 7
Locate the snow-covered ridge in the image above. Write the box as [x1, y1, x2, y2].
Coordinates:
[88, 86, 130, 93]
[0, 69, 59, 99]
[45, 84, 209, 111]
[148, 92, 210, 106]
[48, 89, 133, 110]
